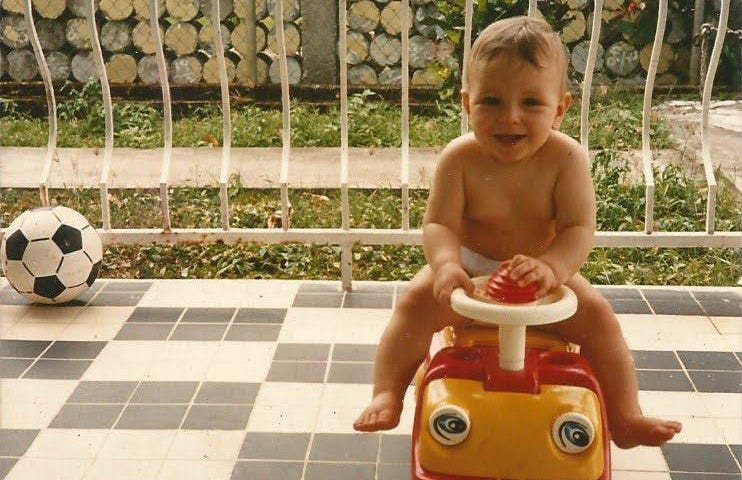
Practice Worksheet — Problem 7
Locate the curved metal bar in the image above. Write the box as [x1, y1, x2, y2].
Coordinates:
[87, 0, 115, 230]
[401, 0, 410, 230]
[580, 0, 604, 150]
[23, 0, 57, 206]
[700, 0, 729, 234]
[274, 0, 292, 231]
[640, 0, 667, 234]
[528, 0, 537, 17]
[149, 0, 173, 230]
[339, 0, 351, 289]
[210, 0, 232, 231]
[460, 0, 473, 134]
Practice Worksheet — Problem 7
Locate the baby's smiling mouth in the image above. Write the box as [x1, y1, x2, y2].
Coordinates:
[494, 134, 525, 146]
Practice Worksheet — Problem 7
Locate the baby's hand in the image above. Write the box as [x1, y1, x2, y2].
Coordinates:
[504, 255, 558, 299]
[433, 262, 474, 306]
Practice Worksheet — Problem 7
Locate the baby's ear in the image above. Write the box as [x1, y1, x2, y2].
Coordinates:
[552, 92, 572, 129]
[461, 90, 470, 116]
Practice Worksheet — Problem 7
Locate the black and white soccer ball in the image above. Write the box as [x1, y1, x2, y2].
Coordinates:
[1, 206, 102, 304]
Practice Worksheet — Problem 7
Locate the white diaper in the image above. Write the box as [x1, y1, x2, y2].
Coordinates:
[459, 247, 502, 277]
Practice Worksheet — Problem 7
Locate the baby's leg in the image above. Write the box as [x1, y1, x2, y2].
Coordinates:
[546, 275, 682, 448]
[353, 265, 471, 432]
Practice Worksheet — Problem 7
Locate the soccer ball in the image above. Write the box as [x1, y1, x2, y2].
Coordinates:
[1, 206, 102, 304]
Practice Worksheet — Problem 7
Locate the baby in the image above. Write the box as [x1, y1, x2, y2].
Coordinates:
[353, 16, 682, 448]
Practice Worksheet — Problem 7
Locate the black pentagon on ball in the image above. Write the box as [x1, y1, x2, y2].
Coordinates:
[86, 261, 101, 287]
[52, 224, 83, 254]
[5, 229, 29, 261]
[34, 275, 67, 300]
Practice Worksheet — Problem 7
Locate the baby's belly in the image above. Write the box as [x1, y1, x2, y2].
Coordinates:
[461, 219, 555, 261]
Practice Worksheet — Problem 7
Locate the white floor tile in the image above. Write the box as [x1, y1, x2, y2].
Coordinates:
[0, 379, 77, 405]
[638, 391, 710, 418]
[711, 316, 742, 334]
[279, 308, 386, 344]
[612, 471, 671, 480]
[166, 431, 245, 460]
[24, 430, 109, 459]
[204, 342, 275, 382]
[156, 460, 234, 480]
[82, 341, 163, 381]
[0, 401, 67, 429]
[98, 431, 178, 459]
[145, 342, 216, 381]
[5, 458, 92, 480]
[3, 321, 72, 340]
[138, 280, 300, 308]
[610, 445, 668, 471]
[714, 417, 742, 444]
[699, 393, 742, 418]
[82, 459, 163, 480]
[247, 382, 324, 432]
[665, 415, 726, 444]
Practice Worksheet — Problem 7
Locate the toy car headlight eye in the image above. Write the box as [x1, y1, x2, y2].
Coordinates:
[552, 412, 594, 453]
[429, 405, 470, 446]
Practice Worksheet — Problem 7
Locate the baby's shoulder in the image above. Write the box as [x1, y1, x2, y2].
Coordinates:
[540, 130, 589, 170]
[437, 133, 480, 167]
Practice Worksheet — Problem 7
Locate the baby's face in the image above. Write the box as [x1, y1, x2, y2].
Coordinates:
[463, 53, 570, 164]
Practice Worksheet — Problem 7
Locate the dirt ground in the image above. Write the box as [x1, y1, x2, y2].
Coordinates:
[654, 99, 742, 193]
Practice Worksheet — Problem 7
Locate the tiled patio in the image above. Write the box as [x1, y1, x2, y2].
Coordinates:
[0, 278, 740, 480]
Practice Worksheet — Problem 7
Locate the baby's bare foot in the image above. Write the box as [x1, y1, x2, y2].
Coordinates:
[353, 391, 403, 432]
[611, 415, 682, 449]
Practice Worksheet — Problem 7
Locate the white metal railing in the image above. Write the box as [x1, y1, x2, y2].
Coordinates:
[3, 0, 741, 290]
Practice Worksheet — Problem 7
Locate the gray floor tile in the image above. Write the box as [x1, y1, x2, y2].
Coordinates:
[225, 324, 281, 341]
[114, 323, 174, 340]
[678, 351, 742, 371]
[169, 324, 228, 341]
[693, 291, 742, 317]
[102, 281, 153, 292]
[0, 358, 33, 378]
[274, 343, 330, 361]
[130, 381, 199, 403]
[661, 443, 740, 473]
[230, 461, 303, 480]
[234, 308, 287, 323]
[637, 370, 694, 391]
[327, 362, 373, 384]
[50, 404, 124, 428]
[610, 299, 652, 314]
[42, 341, 107, 359]
[0, 340, 51, 358]
[597, 287, 643, 300]
[181, 405, 252, 430]
[332, 344, 377, 362]
[305, 462, 375, 480]
[0, 458, 18, 480]
[267, 362, 326, 383]
[632, 350, 682, 370]
[378, 463, 410, 480]
[343, 293, 393, 309]
[67, 381, 139, 403]
[642, 290, 694, 301]
[688, 371, 742, 393]
[23, 359, 92, 379]
[649, 300, 705, 315]
[115, 404, 188, 429]
[0, 291, 33, 305]
[309, 433, 378, 462]
[292, 294, 344, 308]
[89, 291, 144, 306]
[239, 432, 311, 460]
[126, 307, 184, 323]
[0, 429, 39, 456]
[670, 474, 742, 480]
[298, 283, 342, 294]
[180, 307, 236, 323]
[379, 434, 411, 464]
[194, 382, 259, 405]
[730, 445, 742, 465]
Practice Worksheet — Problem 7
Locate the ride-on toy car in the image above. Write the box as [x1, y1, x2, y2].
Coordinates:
[411, 270, 611, 480]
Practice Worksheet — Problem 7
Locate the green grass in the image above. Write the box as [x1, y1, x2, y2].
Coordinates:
[1, 85, 674, 150]
[0, 152, 739, 285]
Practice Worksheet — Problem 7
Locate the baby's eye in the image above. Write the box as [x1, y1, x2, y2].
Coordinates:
[524, 98, 542, 106]
[481, 97, 499, 105]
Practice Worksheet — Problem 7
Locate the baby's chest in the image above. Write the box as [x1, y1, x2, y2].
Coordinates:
[464, 176, 555, 224]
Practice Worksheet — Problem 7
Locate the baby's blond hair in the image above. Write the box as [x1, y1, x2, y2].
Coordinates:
[463, 16, 569, 94]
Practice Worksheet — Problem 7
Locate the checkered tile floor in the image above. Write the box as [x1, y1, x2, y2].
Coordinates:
[1, 278, 740, 480]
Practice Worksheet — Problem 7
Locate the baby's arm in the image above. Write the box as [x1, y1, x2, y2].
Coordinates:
[509, 140, 596, 296]
[423, 139, 474, 304]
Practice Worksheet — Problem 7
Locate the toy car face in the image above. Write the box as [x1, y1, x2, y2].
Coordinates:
[417, 378, 605, 479]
